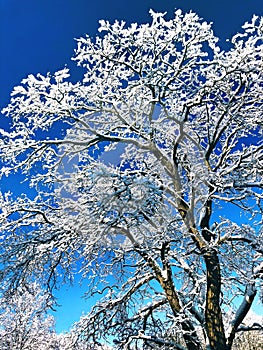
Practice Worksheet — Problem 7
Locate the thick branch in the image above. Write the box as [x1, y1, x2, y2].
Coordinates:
[226, 283, 257, 348]
[136, 244, 202, 350]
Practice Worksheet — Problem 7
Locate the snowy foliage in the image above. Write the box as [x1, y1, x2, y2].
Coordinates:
[0, 9, 263, 350]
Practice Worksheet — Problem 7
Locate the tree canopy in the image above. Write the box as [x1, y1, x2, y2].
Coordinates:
[0, 9, 263, 350]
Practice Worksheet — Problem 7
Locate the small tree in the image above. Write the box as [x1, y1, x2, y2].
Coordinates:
[232, 311, 263, 350]
[0, 9, 263, 350]
[0, 283, 58, 349]
[0, 283, 93, 349]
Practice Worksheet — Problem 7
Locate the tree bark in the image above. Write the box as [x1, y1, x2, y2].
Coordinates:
[203, 248, 227, 350]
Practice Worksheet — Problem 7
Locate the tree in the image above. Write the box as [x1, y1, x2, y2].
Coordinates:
[232, 311, 263, 350]
[0, 282, 95, 349]
[0, 283, 58, 349]
[0, 8, 263, 350]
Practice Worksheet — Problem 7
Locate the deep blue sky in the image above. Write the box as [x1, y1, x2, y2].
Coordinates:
[1, 0, 263, 108]
[1, 0, 263, 333]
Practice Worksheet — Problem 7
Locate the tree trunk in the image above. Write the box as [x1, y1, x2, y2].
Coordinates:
[203, 248, 227, 350]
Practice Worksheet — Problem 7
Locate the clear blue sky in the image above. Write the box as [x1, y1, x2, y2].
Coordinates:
[1, 0, 263, 333]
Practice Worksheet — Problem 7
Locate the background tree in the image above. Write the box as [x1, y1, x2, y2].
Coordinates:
[232, 311, 263, 350]
[0, 282, 96, 349]
[0, 9, 263, 350]
[0, 283, 58, 349]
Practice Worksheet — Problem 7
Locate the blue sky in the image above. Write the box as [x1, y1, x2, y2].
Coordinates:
[1, 0, 263, 333]
[1, 0, 263, 108]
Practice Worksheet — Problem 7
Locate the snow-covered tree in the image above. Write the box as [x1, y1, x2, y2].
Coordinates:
[55, 332, 88, 350]
[0, 283, 58, 349]
[232, 311, 263, 350]
[0, 9, 263, 350]
[0, 282, 96, 349]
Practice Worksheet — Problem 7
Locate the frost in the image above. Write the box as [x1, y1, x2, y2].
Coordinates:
[98, 19, 109, 32]
[10, 85, 27, 96]
[54, 67, 70, 83]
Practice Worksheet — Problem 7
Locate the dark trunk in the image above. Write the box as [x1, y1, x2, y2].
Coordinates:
[203, 248, 227, 350]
